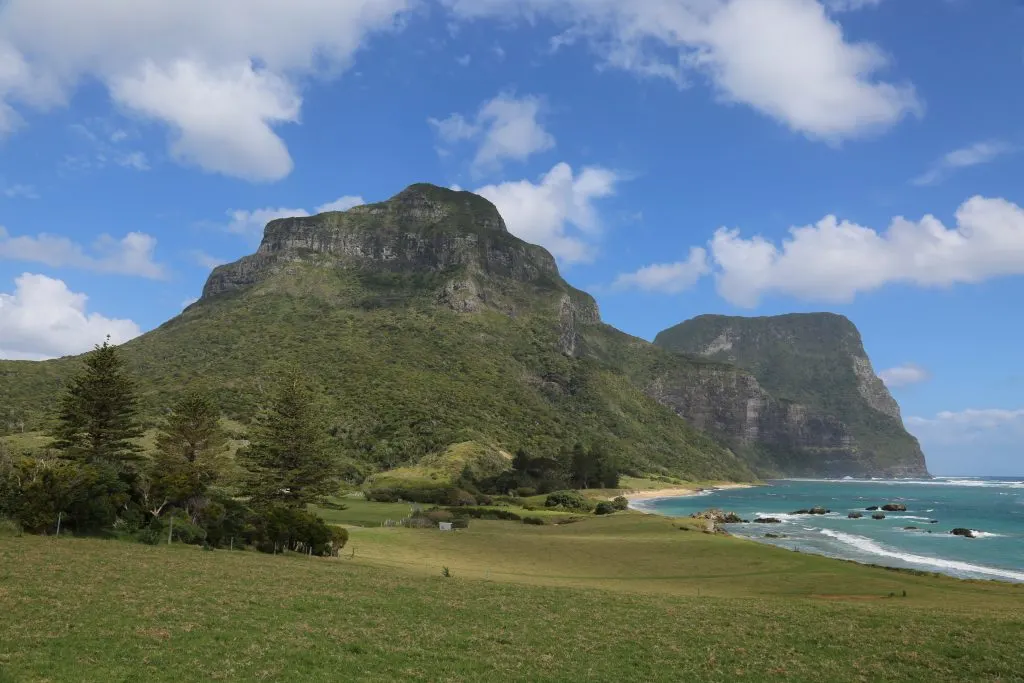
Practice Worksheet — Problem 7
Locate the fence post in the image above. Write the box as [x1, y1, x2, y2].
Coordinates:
[167, 517, 174, 545]
[56, 511, 62, 538]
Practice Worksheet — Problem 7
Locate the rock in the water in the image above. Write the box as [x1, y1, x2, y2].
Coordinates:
[872, 512, 886, 520]
[882, 503, 907, 512]
[904, 526, 919, 530]
[929, 520, 939, 524]
[690, 509, 744, 524]
[950, 528, 976, 539]
[765, 533, 786, 539]
[753, 517, 782, 524]
[866, 506, 879, 511]
[792, 506, 830, 515]
[848, 512, 863, 519]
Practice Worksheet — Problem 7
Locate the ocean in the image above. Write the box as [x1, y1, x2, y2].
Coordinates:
[634, 477, 1024, 583]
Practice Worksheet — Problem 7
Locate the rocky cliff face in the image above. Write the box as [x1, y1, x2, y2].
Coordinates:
[203, 184, 561, 299]
[652, 314, 929, 477]
[0, 183, 923, 481]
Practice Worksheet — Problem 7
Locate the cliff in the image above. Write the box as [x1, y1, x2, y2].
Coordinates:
[0, 184, 925, 481]
[653, 314, 929, 477]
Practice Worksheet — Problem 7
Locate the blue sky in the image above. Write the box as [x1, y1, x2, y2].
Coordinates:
[0, 0, 1022, 475]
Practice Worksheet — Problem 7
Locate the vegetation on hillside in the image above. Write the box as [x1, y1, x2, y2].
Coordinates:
[654, 313, 925, 473]
[0, 262, 754, 484]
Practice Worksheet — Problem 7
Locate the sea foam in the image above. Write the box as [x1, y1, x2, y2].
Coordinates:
[818, 529, 1024, 582]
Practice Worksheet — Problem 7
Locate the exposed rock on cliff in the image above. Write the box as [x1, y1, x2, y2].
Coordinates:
[653, 313, 928, 477]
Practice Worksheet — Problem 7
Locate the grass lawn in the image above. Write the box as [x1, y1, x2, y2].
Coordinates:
[2, 508, 1023, 682]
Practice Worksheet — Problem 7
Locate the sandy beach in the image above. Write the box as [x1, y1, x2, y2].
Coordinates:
[624, 482, 755, 503]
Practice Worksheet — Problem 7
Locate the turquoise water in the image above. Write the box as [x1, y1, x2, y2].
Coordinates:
[636, 478, 1024, 582]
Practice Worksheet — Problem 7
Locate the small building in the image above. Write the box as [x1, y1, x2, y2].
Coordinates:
[438, 522, 453, 532]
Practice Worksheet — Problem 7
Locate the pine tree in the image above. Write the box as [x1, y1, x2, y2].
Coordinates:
[241, 371, 338, 508]
[147, 391, 229, 518]
[51, 337, 143, 465]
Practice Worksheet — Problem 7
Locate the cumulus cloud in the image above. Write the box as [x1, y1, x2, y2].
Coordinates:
[0, 0, 411, 181]
[474, 162, 619, 263]
[708, 195, 1024, 306]
[878, 363, 930, 388]
[612, 248, 710, 293]
[613, 194, 1024, 306]
[912, 141, 1016, 187]
[0, 273, 141, 360]
[430, 92, 555, 173]
[226, 194, 367, 238]
[0, 227, 165, 278]
[908, 408, 1024, 431]
[445, 0, 921, 141]
[190, 250, 227, 270]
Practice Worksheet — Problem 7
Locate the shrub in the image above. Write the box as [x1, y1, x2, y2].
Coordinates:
[446, 506, 521, 521]
[544, 490, 592, 512]
[446, 488, 477, 507]
[516, 487, 537, 498]
[475, 494, 494, 506]
[451, 518, 470, 529]
[0, 517, 22, 537]
[594, 501, 616, 515]
[425, 510, 454, 524]
[329, 526, 349, 555]
[522, 516, 546, 525]
[611, 496, 629, 511]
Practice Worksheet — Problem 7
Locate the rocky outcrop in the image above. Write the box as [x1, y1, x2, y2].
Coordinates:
[203, 185, 560, 299]
[652, 313, 929, 478]
[881, 503, 908, 512]
[950, 528, 976, 539]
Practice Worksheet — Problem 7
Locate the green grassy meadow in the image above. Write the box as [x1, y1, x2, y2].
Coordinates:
[2, 506, 1023, 682]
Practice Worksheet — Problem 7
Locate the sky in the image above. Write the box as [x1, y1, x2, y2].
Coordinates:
[0, 0, 1022, 475]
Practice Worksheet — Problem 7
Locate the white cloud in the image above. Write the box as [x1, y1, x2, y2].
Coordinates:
[430, 92, 555, 172]
[906, 407, 1024, 475]
[190, 250, 227, 270]
[612, 248, 710, 293]
[908, 408, 1024, 431]
[226, 194, 366, 238]
[474, 162, 619, 263]
[2, 183, 37, 198]
[66, 120, 150, 172]
[0, 273, 141, 360]
[0, 227, 165, 278]
[878, 363, 930, 388]
[707, 195, 1024, 307]
[912, 141, 1015, 187]
[0, 0, 411, 181]
[824, 0, 884, 11]
[315, 195, 366, 213]
[445, 0, 920, 141]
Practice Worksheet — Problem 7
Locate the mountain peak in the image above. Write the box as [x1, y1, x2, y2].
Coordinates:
[201, 183, 549, 300]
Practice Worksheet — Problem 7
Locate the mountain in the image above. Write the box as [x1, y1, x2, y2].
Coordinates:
[0, 184, 755, 483]
[0, 185, 925, 482]
[653, 314, 929, 477]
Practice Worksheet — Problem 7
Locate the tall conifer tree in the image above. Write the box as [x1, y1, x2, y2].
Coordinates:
[241, 371, 338, 508]
[51, 338, 143, 465]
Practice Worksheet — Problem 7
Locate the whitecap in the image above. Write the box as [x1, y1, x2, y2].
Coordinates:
[817, 529, 1024, 582]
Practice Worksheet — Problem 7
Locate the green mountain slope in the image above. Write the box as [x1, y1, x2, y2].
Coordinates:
[0, 186, 753, 483]
[654, 313, 929, 477]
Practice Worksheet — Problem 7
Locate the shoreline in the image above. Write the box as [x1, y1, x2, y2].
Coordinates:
[625, 482, 755, 506]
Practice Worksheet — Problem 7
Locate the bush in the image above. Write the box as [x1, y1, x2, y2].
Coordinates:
[611, 496, 629, 511]
[446, 488, 477, 506]
[0, 517, 22, 537]
[475, 494, 493, 506]
[445, 506, 521, 521]
[424, 510, 454, 524]
[522, 516, 546, 525]
[544, 490, 592, 512]
[329, 526, 349, 555]
[516, 487, 537, 498]
[594, 501, 616, 515]
[248, 505, 338, 556]
[451, 518, 470, 529]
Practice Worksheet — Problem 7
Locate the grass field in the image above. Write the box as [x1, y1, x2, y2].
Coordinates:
[2, 508, 1023, 682]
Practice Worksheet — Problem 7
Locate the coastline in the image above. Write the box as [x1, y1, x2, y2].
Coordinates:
[625, 482, 755, 506]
